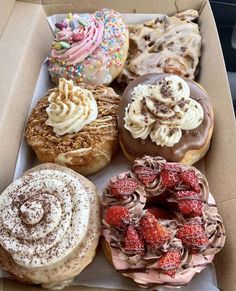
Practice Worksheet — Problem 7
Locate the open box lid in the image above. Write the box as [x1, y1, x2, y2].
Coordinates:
[0, 0, 236, 290]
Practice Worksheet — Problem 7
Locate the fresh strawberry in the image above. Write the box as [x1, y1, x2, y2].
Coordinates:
[160, 170, 180, 188]
[139, 212, 170, 247]
[158, 249, 181, 277]
[179, 170, 201, 193]
[105, 206, 130, 227]
[109, 178, 138, 198]
[124, 226, 145, 255]
[175, 191, 203, 217]
[133, 166, 158, 186]
[176, 223, 209, 251]
[147, 207, 173, 220]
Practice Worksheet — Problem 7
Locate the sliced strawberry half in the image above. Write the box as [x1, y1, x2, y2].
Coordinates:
[158, 249, 181, 277]
[175, 191, 203, 217]
[109, 177, 138, 198]
[105, 206, 130, 228]
[176, 223, 209, 251]
[123, 226, 145, 255]
[147, 207, 173, 220]
[179, 170, 201, 193]
[133, 166, 159, 186]
[160, 170, 180, 189]
[139, 212, 170, 247]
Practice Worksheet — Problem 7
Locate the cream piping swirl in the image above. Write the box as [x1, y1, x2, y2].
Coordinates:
[51, 14, 104, 65]
[46, 78, 98, 135]
[124, 75, 204, 147]
[0, 169, 90, 267]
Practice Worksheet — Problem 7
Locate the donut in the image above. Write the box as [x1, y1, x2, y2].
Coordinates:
[0, 163, 100, 289]
[118, 73, 214, 165]
[101, 156, 225, 288]
[48, 9, 129, 85]
[118, 9, 201, 85]
[25, 78, 120, 175]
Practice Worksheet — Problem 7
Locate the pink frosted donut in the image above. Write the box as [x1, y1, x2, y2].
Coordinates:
[102, 156, 225, 288]
[48, 9, 129, 85]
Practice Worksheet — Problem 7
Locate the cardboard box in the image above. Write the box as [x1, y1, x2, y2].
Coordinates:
[0, 0, 236, 290]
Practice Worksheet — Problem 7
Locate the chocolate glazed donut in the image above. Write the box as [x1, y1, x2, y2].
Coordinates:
[118, 73, 214, 165]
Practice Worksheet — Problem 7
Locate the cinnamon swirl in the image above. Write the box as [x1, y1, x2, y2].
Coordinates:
[118, 9, 201, 85]
[0, 163, 101, 289]
[25, 78, 120, 175]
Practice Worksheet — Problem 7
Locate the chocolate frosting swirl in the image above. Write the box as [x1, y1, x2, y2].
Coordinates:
[102, 172, 146, 218]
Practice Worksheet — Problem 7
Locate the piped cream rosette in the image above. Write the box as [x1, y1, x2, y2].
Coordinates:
[0, 164, 100, 288]
[46, 78, 98, 135]
[124, 75, 204, 147]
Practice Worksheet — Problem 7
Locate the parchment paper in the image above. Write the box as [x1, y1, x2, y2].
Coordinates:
[11, 13, 219, 291]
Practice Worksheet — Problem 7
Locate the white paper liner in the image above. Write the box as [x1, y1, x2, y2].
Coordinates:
[6, 12, 220, 291]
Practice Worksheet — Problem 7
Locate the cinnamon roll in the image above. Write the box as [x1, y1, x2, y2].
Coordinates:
[25, 78, 120, 175]
[118, 9, 201, 85]
[0, 164, 101, 289]
[101, 156, 225, 288]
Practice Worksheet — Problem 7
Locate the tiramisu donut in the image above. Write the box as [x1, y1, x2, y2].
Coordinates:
[119, 73, 214, 165]
[102, 156, 225, 288]
[118, 9, 201, 85]
[25, 78, 120, 175]
[0, 163, 101, 289]
[48, 9, 129, 85]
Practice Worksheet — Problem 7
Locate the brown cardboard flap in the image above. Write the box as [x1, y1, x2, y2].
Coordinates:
[0, 1, 53, 191]
[0, 1, 235, 291]
[22, 0, 206, 16]
[0, 0, 15, 36]
[214, 198, 236, 291]
[198, 1, 236, 202]
[197, 3, 236, 290]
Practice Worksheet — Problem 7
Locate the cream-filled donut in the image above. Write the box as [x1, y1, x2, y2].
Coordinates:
[25, 78, 120, 176]
[101, 156, 225, 288]
[48, 9, 129, 85]
[0, 164, 101, 289]
[118, 73, 214, 165]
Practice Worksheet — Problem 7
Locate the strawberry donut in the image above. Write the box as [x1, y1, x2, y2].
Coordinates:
[102, 156, 225, 288]
[48, 9, 129, 85]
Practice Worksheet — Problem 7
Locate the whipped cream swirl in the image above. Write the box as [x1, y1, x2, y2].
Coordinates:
[46, 78, 98, 135]
[124, 75, 204, 147]
[0, 168, 90, 268]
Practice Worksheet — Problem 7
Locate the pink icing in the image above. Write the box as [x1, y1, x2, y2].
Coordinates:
[51, 16, 104, 65]
[103, 229, 214, 287]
